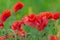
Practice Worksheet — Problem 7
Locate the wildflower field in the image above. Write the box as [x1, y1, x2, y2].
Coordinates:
[0, 0, 60, 40]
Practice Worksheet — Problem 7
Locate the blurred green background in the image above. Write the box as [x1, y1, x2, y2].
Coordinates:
[0, 0, 60, 40]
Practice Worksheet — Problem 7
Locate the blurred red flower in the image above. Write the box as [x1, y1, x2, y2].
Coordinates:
[36, 17, 48, 31]
[11, 20, 23, 31]
[1, 10, 11, 22]
[52, 12, 60, 20]
[22, 14, 37, 28]
[0, 22, 4, 29]
[0, 37, 3, 40]
[19, 29, 26, 36]
[22, 14, 48, 31]
[13, 1, 24, 13]
[38, 12, 52, 19]
[49, 35, 59, 40]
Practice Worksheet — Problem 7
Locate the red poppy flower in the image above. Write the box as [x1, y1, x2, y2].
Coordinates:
[13, 1, 24, 13]
[0, 37, 3, 40]
[28, 14, 36, 22]
[36, 17, 48, 31]
[22, 14, 37, 27]
[19, 29, 26, 36]
[11, 20, 23, 31]
[49, 35, 59, 40]
[52, 12, 60, 20]
[38, 12, 52, 19]
[1, 10, 11, 22]
[22, 14, 48, 31]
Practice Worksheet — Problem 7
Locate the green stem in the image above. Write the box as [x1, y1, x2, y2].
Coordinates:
[54, 20, 60, 36]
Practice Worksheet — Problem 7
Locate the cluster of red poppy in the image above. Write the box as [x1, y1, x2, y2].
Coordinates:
[21, 12, 60, 31]
[0, 1, 25, 40]
[0, 1, 59, 40]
